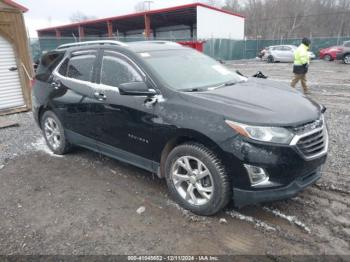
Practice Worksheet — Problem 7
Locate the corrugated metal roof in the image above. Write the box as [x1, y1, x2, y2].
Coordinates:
[37, 3, 244, 33]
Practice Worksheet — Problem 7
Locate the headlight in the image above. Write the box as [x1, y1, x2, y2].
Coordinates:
[225, 120, 295, 144]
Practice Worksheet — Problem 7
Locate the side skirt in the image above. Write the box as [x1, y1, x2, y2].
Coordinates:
[65, 130, 159, 174]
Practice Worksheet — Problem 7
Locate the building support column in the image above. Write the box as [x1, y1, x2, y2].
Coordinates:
[78, 26, 85, 40]
[190, 24, 194, 39]
[107, 21, 113, 38]
[55, 29, 61, 39]
[144, 14, 151, 39]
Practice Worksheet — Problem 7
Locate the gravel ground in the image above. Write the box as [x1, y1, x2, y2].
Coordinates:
[0, 60, 349, 256]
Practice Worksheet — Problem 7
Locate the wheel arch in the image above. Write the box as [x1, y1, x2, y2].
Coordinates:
[37, 104, 55, 128]
[158, 129, 226, 178]
[343, 52, 350, 63]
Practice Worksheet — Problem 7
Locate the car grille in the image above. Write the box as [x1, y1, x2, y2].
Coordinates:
[296, 129, 326, 158]
[291, 116, 328, 160]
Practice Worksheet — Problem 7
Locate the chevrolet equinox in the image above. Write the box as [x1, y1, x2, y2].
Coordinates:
[32, 41, 328, 215]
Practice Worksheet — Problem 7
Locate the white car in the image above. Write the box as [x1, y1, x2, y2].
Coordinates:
[263, 45, 316, 63]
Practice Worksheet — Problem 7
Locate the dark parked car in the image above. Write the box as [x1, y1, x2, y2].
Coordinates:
[335, 41, 350, 64]
[32, 41, 328, 215]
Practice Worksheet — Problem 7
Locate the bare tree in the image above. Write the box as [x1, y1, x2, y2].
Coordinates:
[222, 0, 242, 12]
[134, 1, 153, 12]
[134, 2, 146, 12]
[70, 11, 96, 23]
[223, 0, 350, 39]
[197, 0, 222, 7]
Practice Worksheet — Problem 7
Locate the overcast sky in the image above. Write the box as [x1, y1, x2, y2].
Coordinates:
[18, 0, 224, 37]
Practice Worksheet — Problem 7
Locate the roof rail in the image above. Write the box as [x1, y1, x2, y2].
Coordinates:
[130, 40, 182, 46]
[57, 40, 128, 50]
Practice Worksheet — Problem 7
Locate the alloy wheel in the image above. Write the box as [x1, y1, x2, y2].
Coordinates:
[171, 156, 214, 206]
[324, 55, 331, 61]
[44, 117, 61, 150]
[344, 55, 350, 64]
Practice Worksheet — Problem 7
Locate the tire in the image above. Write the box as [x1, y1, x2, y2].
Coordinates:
[267, 55, 275, 63]
[343, 54, 350, 64]
[41, 111, 71, 155]
[165, 143, 231, 216]
[323, 54, 332, 61]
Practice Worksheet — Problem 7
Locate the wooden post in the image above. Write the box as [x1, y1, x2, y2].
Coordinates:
[144, 14, 151, 39]
[78, 26, 85, 40]
[107, 21, 113, 38]
[55, 29, 61, 39]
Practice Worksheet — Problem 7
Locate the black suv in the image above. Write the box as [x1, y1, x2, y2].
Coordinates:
[32, 41, 328, 215]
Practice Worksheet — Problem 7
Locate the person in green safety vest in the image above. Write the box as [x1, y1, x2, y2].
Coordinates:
[291, 38, 311, 94]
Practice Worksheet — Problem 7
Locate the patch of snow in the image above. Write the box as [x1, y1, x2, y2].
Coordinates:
[0, 165, 4, 170]
[136, 206, 146, 215]
[226, 210, 276, 232]
[166, 199, 207, 222]
[31, 137, 63, 158]
[219, 218, 228, 224]
[263, 207, 311, 233]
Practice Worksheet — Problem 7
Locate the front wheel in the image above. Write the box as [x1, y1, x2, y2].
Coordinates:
[343, 54, 350, 64]
[323, 54, 332, 61]
[267, 55, 275, 63]
[165, 143, 231, 216]
[41, 111, 71, 155]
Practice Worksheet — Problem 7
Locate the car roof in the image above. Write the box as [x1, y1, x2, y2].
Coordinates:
[54, 40, 186, 54]
[126, 41, 185, 52]
[269, 45, 296, 48]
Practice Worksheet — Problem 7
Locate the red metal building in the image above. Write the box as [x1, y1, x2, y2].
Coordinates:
[37, 3, 245, 42]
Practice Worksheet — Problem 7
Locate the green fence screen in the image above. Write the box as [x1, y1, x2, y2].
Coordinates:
[30, 36, 350, 62]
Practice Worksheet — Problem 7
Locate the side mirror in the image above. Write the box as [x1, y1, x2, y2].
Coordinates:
[119, 82, 157, 96]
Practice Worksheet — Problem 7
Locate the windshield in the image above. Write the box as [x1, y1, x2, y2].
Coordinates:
[138, 49, 246, 91]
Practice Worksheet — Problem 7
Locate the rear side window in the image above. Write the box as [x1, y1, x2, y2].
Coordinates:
[344, 42, 350, 47]
[36, 52, 64, 82]
[100, 52, 142, 87]
[58, 59, 68, 76]
[283, 46, 292, 51]
[67, 52, 96, 82]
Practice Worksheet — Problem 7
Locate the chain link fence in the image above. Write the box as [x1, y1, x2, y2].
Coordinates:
[30, 36, 350, 62]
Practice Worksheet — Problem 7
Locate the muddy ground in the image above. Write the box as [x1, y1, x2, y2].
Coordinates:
[0, 60, 349, 256]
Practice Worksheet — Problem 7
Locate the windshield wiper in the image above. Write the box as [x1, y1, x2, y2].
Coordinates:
[224, 81, 237, 86]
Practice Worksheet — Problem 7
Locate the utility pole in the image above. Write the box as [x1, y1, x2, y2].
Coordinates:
[143, 1, 153, 11]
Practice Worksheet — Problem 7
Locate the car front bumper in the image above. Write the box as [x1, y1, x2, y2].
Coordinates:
[233, 166, 322, 207]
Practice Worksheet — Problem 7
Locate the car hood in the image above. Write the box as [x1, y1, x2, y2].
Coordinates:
[180, 78, 320, 127]
[322, 46, 341, 51]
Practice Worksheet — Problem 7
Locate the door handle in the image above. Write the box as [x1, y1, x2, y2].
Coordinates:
[94, 92, 107, 101]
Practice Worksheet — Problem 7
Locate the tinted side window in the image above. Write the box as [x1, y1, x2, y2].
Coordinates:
[100, 53, 142, 87]
[36, 52, 64, 82]
[344, 42, 350, 47]
[67, 54, 96, 82]
[58, 59, 68, 76]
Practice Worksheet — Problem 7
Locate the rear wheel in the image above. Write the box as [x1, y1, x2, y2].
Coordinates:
[41, 111, 71, 155]
[267, 55, 275, 63]
[165, 143, 231, 216]
[343, 54, 350, 64]
[323, 54, 332, 61]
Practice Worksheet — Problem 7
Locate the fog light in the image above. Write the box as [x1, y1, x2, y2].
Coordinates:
[244, 164, 269, 186]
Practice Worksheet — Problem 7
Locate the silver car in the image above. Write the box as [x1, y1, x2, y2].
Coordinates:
[263, 45, 316, 63]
